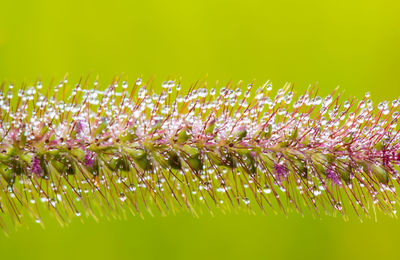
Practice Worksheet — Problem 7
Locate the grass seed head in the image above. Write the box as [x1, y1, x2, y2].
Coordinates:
[0, 77, 399, 231]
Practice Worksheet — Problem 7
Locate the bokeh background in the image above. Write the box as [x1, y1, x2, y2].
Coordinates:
[0, 0, 400, 259]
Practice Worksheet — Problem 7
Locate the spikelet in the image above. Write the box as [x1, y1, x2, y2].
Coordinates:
[0, 77, 399, 231]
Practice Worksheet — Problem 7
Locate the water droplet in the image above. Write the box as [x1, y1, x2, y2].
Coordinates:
[323, 95, 332, 107]
[263, 186, 272, 194]
[242, 197, 250, 205]
[314, 96, 322, 105]
[119, 193, 127, 202]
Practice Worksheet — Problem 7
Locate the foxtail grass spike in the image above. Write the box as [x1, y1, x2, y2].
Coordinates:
[0, 77, 399, 231]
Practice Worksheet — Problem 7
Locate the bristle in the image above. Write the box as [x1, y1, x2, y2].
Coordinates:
[0, 77, 399, 231]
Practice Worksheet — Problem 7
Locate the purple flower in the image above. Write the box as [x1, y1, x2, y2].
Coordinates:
[76, 121, 84, 134]
[274, 163, 288, 182]
[326, 165, 341, 186]
[84, 151, 96, 168]
[31, 157, 43, 177]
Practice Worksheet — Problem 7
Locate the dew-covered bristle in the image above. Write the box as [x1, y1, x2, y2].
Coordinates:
[0, 77, 400, 230]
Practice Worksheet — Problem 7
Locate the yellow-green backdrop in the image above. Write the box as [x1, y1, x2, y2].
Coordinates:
[0, 0, 399, 259]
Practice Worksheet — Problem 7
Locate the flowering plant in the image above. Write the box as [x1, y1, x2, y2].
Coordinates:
[0, 77, 398, 231]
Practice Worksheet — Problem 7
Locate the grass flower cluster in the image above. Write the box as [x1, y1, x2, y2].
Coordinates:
[0, 77, 399, 231]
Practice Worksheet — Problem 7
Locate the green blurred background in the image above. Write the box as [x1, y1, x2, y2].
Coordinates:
[0, 0, 399, 259]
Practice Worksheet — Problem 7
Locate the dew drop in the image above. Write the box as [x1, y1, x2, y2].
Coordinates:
[263, 186, 272, 194]
[161, 81, 168, 89]
[314, 96, 322, 105]
[119, 193, 127, 202]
